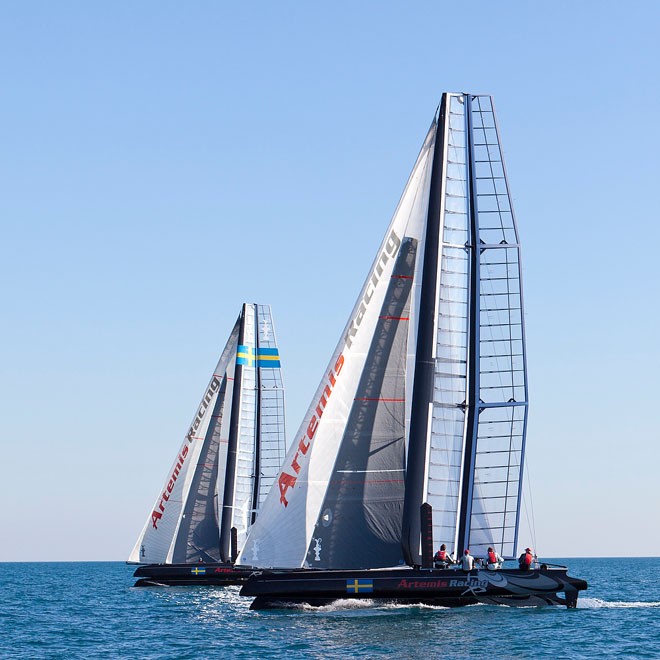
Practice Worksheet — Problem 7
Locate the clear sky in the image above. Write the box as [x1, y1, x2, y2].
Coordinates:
[1, 1, 658, 562]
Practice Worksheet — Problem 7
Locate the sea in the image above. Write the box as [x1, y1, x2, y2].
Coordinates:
[1, 558, 658, 659]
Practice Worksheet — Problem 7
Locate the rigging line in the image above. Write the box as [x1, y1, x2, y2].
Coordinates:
[522, 454, 538, 554]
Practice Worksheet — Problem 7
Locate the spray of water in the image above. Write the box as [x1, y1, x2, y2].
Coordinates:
[578, 597, 660, 609]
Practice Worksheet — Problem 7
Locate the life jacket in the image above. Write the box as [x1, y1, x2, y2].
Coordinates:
[522, 552, 533, 567]
[488, 550, 497, 564]
[435, 550, 447, 561]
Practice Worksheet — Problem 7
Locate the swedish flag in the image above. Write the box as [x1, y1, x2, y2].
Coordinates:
[346, 578, 373, 593]
[191, 567, 206, 575]
[257, 347, 281, 368]
[236, 345, 255, 367]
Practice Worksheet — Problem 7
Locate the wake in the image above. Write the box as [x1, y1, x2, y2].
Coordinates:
[296, 599, 457, 613]
[579, 597, 660, 609]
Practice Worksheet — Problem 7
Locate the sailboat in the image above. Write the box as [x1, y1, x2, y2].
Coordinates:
[238, 93, 587, 607]
[129, 303, 286, 586]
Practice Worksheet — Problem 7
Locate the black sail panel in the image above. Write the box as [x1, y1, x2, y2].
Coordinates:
[171, 378, 228, 563]
[306, 238, 417, 569]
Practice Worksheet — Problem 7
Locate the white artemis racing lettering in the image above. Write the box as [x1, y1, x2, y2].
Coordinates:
[344, 229, 401, 349]
[277, 229, 402, 508]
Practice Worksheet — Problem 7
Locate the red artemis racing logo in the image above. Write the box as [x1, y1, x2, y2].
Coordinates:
[277, 353, 344, 506]
[276, 227, 402, 508]
[151, 375, 220, 529]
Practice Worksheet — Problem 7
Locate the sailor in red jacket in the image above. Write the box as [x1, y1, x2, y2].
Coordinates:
[486, 546, 504, 570]
[518, 547, 534, 570]
[433, 543, 452, 568]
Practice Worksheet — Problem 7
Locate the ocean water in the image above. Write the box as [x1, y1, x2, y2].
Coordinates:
[1, 558, 658, 659]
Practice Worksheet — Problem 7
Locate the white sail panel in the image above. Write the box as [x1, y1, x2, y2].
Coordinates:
[128, 320, 240, 564]
[427, 94, 470, 554]
[237, 124, 437, 568]
[232, 305, 258, 550]
[468, 406, 525, 557]
[255, 305, 286, 512]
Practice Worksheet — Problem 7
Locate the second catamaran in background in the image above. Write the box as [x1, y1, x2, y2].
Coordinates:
[129, 303, 286, 586]
[239, 93, 587, 607]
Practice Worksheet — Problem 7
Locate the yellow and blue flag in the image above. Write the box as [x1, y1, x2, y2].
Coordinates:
[345, 578, 373, 594]
[237, 345, 280, 368]
[191, 567, 206, 575]
[236, 345, 256, 367]
[257, 347, 280, 368]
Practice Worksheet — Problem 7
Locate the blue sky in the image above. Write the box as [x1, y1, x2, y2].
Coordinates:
[1, 1, 658, 561]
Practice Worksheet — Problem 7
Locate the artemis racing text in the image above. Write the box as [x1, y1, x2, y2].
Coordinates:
[344, 229, 401, 349]
[278, 353, 344, 506]
[397, 578, 488, 589]
[276, 229, 402, 508]
[151, 375, 221, 529]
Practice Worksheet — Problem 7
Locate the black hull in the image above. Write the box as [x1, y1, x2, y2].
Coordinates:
[241, 566, 588, 609]
[132, 562, 253, 587]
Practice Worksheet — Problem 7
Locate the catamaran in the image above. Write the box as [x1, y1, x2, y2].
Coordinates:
[238, 93, 587, 608]
[129, 303, 286, 586]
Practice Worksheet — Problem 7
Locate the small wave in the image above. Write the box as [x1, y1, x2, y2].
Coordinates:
[305, 598, 377, 612]
[300, 599, 455, 613]
[579, 597, 660, 609]
[382, 602, 454, 610]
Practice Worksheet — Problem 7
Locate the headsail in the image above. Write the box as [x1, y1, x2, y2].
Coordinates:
[128, 303, 286, 565]
[238, 94, 527, 570]
[237, 125, 437, 569]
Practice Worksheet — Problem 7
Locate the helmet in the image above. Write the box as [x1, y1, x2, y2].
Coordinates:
[525, 547, 532, 552]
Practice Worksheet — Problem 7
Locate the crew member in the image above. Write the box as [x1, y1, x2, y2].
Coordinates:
[486, 546, 503, 570]
[433, 543, 452, 568]
[518, 547, 534, 570]
[460, 549, 474, 572]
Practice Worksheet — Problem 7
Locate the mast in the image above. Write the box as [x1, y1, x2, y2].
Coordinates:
[456, 94, 480, 555]
[251, 306, 262, 525]
[220, 304, 247, 562]
[401, 95, 446, 566]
